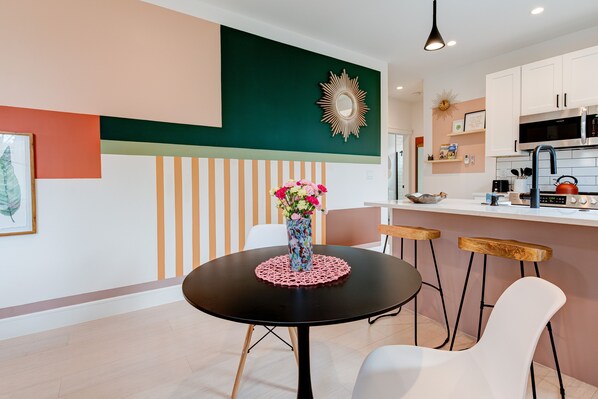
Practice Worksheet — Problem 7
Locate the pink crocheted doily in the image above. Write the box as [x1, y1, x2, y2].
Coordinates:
[255, 254, 351, 287]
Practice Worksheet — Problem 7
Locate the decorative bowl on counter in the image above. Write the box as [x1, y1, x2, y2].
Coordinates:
[405, 192, 447, 204]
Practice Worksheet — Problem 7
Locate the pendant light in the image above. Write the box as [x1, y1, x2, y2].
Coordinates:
[424, 0, 445, 51]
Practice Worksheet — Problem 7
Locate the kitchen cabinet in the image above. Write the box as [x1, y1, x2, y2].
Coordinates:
[486, 66, 522, 156]
[521, 45, 598, 115]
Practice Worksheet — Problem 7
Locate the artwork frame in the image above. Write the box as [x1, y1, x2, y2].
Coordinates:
[0, 132, 36, 237]
[463, 110, 486, 131]
[452, 119, 464, 133]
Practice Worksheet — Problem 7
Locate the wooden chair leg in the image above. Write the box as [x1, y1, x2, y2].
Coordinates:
[232, 324, 254, 399]
[288, 327, 299, 365]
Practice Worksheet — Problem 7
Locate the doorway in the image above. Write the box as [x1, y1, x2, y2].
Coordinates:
[387, 133, 410, 200]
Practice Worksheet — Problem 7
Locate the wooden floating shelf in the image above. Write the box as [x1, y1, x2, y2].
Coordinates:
[425, 158, 463, 164]
[447, 128, 486, 137]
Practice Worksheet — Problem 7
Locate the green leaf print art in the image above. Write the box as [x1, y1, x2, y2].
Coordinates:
[0, 146, 21, 223]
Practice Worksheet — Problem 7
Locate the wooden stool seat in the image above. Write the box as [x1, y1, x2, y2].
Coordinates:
[458, 237, 552, 262]
[378, 224, 440, 241]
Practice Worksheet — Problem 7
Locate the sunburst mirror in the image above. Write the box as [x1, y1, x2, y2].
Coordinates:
[317, 69, 369, 142]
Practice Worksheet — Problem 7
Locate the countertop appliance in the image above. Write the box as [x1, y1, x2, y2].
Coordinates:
[510, 192, 598, 210]
[519, 105, 598, 151]
[492, 179, 509, 193]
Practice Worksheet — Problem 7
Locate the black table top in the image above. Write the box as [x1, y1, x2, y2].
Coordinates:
[182, 245, 422, 327]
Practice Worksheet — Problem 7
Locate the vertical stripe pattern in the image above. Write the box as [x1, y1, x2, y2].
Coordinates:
[154, 157, 327, 275]
[156, 157, 165, 280]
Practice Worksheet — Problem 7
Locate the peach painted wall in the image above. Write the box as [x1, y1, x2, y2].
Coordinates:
[0, 0, 221, 127]
[392, 209, 598, 387]
[432, 97, 486, 174]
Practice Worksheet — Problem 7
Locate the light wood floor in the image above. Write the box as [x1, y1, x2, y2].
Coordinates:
[0, 301, 596, 399]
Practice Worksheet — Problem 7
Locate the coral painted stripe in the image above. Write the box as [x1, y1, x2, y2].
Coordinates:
[156, 157, 165, 280]
[238, 160, 246, 250]
[289, 161, 294, 180]
[174, 157, 184, 276]
[300, 161, 306, 180]
[191, 158, 200, 268]
[277, 160, 283, 223]
[208, 158, 216, 260]
[252, 160, 259, 226]
[224, 159, 231, 255]
[265, 160, 271, 224]
[0, 105, 100, 179]
[322, 162, 327, 244]
[311, 161, 317, 244]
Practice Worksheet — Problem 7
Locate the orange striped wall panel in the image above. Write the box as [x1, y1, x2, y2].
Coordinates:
[0, 106, 101, 179]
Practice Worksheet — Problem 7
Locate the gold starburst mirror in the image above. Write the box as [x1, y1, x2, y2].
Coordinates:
[317, 69, 369, 142]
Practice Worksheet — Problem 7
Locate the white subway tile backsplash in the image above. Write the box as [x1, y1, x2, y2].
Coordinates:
[496, 148, 598, 188]
[571, 148, 598, 158]
[577, 185, 598, 193]
[557, 158, 596, 168]
[571, 167, 598, 176]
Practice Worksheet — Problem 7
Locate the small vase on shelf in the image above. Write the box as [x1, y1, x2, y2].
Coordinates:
[286, 217, 313, 272]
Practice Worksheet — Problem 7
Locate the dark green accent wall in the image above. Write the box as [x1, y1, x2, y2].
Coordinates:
[100, 26, 381, 157]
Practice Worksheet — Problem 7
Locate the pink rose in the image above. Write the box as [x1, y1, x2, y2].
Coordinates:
[306, 196, 319, 206]
[317, 184, 327, 193]
[291, 213, 301, 220]
[284, 180, 295, 188]
[275, 187, 288, 199]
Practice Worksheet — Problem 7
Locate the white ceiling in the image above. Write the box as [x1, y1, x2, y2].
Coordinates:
[178, 0, 598, 101]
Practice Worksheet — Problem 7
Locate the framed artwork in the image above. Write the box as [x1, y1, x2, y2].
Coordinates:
[0, 132, 36, 236]
[452, 119, 464, 133]
[463, 110, 486, 131]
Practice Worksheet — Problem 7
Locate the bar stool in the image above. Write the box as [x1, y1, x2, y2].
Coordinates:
[449, 237, 565, 399]
[369, 224, 450, 349]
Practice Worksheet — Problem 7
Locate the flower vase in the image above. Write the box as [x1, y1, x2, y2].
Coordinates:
[286, 217, 313, 272]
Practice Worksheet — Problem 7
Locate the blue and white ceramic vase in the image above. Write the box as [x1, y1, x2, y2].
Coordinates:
[286, 217, 313, 272]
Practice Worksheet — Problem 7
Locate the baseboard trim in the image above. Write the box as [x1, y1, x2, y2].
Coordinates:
[0, 285, 183, 340]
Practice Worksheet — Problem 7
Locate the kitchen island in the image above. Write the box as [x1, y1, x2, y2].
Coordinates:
[366, 198, 598, 387]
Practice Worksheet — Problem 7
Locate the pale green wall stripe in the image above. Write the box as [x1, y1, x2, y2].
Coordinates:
[101, 140, 381, 164]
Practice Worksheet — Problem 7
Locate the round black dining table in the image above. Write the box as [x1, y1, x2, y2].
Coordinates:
[182, 245, 422, 399]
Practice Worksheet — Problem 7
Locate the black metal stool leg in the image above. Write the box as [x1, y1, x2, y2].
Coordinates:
[476, 255, 488, 342]
[450, 252, 475, 351]
[534, 262, 566, 399]
[530, 363, 538, 399]
[414, 240, 418, 346]
[368, 236, 402, 324]
[381, 235, 389, 254]
[430, 240, 450, 348]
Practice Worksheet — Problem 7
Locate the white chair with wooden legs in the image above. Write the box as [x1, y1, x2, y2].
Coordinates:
[352, 277, 566, 399]
[232, 224, 299, 399]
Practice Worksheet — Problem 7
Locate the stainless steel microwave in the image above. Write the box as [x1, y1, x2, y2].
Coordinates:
[518, 105, 598, 151]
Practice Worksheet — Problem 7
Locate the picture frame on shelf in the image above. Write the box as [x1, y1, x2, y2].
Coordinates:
[439, 144, 449, 159]
[452, 119, 464, 133]
[447, 143, 458, 159]
[0, 132, 36, 237]
[463, 110, 486, 131]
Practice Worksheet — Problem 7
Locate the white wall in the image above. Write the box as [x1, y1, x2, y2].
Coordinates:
[388, 98, 413, 133]
[422, 25, 598, 198]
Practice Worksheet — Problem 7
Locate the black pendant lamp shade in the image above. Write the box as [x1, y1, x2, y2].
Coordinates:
[424, 0, 445, 51]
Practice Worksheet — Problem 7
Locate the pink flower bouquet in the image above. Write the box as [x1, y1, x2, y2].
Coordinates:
[270, 179, 327, 220]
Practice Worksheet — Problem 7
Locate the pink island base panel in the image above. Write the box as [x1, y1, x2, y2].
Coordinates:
[255, 254, 351, 287]
[390, 208, 598, 387]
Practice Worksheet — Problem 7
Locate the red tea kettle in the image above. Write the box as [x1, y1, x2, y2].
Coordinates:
[554, 175, 579, 194]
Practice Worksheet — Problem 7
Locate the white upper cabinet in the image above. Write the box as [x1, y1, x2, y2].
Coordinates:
[521, 45, 598, 115]
[521, 56, 562, 116]
[563, 46, 598, 108]
[486, 67, 522, 157]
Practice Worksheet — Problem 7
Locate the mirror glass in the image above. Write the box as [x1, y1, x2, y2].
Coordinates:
[336, 94, 354, 117]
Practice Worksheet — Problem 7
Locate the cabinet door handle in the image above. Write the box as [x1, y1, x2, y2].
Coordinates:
[564, 93, 567, 107]
[556, 94, 559, 108]
[514, 139, 518, 152]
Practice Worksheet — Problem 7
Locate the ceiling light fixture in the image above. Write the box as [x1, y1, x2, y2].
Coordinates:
[424, 0, 445, 51]
[531, 7, 544, 15]
[396, 86, 404, 90]
[447, 40, 457, 46]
